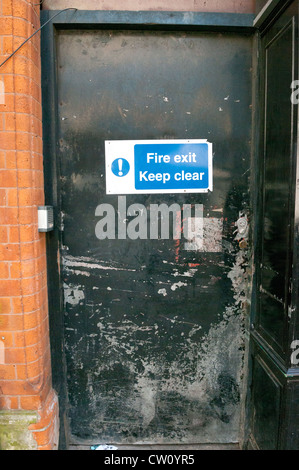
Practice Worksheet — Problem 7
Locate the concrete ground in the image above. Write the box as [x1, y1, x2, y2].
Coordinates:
[69, 443, 240, 450]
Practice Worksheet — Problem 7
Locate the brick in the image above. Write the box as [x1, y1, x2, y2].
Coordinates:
[0, 279, 21, 296]
[15, 114, 31, 133]
[32, 171, 43, 189]
[0, 364, 16, 380]
[15, 94, 32, 115]
[5, 347, 26, 364]
[0, 58, 14, 75]
[17, 170, 32, 188]
[1, 0, 13, 16]
[16, 132, 31, 152]
[7, 188, 18, 206]
[11, 0, 29, 20]
[20, 394, 42, 410]
[4, 112, 16, 131]
[21, 276, 39, 296]
[13, 76, 29, 95]
[19, 242, 37, 262]
[0, 396, 19, 409]
[8, 226, 19, 243]
[18, 188, 33, 206]
[32, 422, 55, 448]
[5, 151, 17, 169]
[16, 151, 31, 169]
[11, 18, 31, 40]
[2, 35, 14, 55]
[0, 18, 13, 36]
[0, 379, 34, 396]
[29, 187, 42, 205]
[17, 362, 43, 383]
[23, 310, 39, 329]
[15, 364, 27, 380]
[32, 152, 44, 174]
[0, 169, 17, 187]
[31, 82, 41, 104]
[32, 135, 42, 154]
[0, 261, 10, 278]
[0, 94, 16, 113]
[0, 332, 14, 348]
[0, 131, 17, 151]
[18, 225, 36, 243]
[25, 343, 40, 363]
[2, 75, 14, 94]
[20, 258, 36, 278]
[0, 225, 9, 242]
[9, 261, 22, 279]
[11, 296, 23, 314]
[2, 36, 24, 56]
[0, 314, 24, 331]
[0, 297, 12, 314]
[0, 207, 19, 224]
[24, 327, 40, 348]
[0, 243, 20, 261]
[21, 44, 40, 69]
[13, 331, 25, 348]
[0, 151, 6, 168]
[18, 207, 34, 225]
[36, 256, 46, 275]
[0, 189, 7, 206]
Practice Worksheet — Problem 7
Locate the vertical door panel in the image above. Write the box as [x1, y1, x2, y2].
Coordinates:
[258, 20, 294, 354]
[250, 1, 299, 450]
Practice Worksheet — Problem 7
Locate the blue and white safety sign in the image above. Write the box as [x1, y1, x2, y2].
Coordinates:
[105, 140, 213, 195]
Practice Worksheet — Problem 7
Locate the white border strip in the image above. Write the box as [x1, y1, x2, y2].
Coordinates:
[254, 0, 284, 27]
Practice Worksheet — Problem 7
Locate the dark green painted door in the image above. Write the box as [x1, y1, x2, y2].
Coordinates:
[54, 29, 253, 445]
[250, 1, 299, 450]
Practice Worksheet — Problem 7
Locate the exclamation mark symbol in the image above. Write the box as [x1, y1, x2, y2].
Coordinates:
[118, 159, 123, 176]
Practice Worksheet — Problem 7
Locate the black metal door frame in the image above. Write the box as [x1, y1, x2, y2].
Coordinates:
[41, 10, 257, 449]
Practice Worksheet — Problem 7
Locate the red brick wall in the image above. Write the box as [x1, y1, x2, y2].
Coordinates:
[0, 0, 58, 450]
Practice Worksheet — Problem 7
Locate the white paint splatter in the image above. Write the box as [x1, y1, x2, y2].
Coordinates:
[227, 251, 247, 305]
[63, 283, 85, 306]
[172, 269, 197, 278]
[171, 281, 187, 291]
[63, 255, 136, 272]
[158, 288, 167, 297]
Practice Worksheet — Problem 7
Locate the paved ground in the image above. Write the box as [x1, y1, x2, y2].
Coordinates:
[69, 443, 240, 450]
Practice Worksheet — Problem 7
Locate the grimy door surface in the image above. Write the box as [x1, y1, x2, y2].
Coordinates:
[54, 28, 252, 445]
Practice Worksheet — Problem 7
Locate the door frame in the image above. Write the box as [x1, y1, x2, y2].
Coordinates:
[41, 9, 256, 449]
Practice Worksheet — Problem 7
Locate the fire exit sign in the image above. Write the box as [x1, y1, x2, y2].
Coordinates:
[105, 139, 213, 195]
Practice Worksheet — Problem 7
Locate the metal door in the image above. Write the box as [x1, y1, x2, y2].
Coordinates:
[44, 24, 253, 446]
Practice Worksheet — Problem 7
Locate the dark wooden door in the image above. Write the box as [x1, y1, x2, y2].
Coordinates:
[249, 1, 299, 450]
